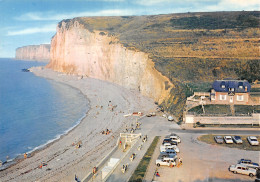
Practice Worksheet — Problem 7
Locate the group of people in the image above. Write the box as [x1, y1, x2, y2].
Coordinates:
[130, 153, 136, 161]
[108, 101, 116, 111]
[100, 128, 112, 135]
[72, 141, 82, 149]
[121, 164, 128, 173]
[125, 121, 141, 133]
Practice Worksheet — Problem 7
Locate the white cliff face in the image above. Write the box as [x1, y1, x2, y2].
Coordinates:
[15, 44, 50, 62]
[47, 21, 172, 103]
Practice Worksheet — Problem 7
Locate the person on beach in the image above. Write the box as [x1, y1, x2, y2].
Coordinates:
[24, 153, 27, 159]
[156, 171, 160, 177]
[179, 157, 182, 164]
[92, 167, 97, 175]
[75, 174, 80, 182]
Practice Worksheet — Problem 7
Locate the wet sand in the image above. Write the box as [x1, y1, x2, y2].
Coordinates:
[0, 67, 156, 182]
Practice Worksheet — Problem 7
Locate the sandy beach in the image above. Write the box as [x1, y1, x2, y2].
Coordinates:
[0, 67, 157, 182]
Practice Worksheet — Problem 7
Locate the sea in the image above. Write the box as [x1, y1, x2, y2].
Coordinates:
[0, 58, 88, 163]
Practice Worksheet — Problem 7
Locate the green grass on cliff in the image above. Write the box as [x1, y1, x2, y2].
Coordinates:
[62, 11, 260, 121]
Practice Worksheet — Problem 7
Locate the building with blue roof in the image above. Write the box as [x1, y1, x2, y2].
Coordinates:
[210, 79, 251, 104]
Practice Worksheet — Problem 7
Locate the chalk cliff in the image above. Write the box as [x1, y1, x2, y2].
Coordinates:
[16, 44, 50, 62]
[47, 20, 172, 103]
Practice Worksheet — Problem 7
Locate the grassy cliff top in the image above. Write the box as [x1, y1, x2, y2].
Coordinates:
[59, 11, 260, 118]
[61, 11, 260, 83]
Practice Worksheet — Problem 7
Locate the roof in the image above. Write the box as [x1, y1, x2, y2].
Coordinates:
[212, 80, 251, 93]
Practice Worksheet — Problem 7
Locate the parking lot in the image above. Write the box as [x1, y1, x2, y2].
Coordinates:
[144, 127, 259, 182]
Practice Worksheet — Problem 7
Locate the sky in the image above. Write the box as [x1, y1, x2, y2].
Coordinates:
[0, 0, 259, 58]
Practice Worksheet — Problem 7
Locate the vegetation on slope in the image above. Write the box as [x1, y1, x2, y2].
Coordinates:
[63, 11, 260, 121]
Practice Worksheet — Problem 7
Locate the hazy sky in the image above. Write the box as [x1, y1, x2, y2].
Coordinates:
[0, 0, 259, 58]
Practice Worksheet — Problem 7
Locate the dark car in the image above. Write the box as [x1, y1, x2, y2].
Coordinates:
[162, 138, 177, 145]
[239, 159, 259, 169]
[232, 136, 243, 144]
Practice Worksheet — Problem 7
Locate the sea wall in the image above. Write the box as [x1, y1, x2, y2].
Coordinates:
[16, 44, 50, 62]
[47, 20, 172, 103]
[185, 113, 260, 125]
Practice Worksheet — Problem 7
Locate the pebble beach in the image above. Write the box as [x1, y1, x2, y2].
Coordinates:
[0, 67, 156, 182]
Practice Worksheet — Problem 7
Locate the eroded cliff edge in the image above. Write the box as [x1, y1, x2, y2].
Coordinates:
[47, 20, 172, 103]
[16, 44, 50, 62]
[46, 12, 259, 120]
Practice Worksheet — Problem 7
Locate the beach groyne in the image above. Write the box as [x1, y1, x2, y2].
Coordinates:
[16, 44, 50, 62]
[46, 19, 172, 104]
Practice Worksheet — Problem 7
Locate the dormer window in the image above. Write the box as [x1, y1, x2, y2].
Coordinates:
[229, 88, 234, 92]
[221, 85, 225, 88]
[239, 85, 243, 89]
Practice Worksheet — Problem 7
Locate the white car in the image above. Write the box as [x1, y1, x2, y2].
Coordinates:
[238, 159, 259, 170]
[160, 143, 180, 153]
[247, 136, 259, 146]
[224, 136, 233, 144]
[156, 155, 177, 167]
[229, 164, 256, 177]
[168, 116, 174, 121]
[169, 134, 181, 143]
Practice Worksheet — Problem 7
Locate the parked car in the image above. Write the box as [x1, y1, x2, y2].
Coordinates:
[238, 159, 259, 170]
[146, 112, 156, 117]
[247, 136, 259, 146]
[224, 136, 233, 144]
[158, 153, 177, 161]
[169, 134, 181, 143]
[229, 164, 256, 177]
[160, 143, 180, 153]
[156, 155, 177, 167]
[160, 149, 177, 157]
[214, 136, 224, 144]
[162, 138, 178, 145]
[255, 170, 260, 182]
[168, 116, 174, 121]
[232, 136, 243, 144]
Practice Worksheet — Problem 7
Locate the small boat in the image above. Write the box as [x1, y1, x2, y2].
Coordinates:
[21, 68, 30, 72]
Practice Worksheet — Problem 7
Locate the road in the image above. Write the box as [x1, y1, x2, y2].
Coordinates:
[95, 115, 259, 182]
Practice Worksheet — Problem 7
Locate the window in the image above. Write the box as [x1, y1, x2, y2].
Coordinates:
[237, 167, 241, 169]
[220, 95, 226, 100]
[237, 95, 244, 101]
[221, 85, 225, 88]
[211, 95, 216, 100]
[239, 85, 243, 89]
[229, 88, 234, 91]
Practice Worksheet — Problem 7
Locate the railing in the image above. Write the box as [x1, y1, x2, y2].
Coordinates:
[193, 92, 210, 96]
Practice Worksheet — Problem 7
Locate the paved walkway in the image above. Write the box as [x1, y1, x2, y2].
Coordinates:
[106, 133, 152, 182]
[143, 137, 164, 182]
[107, 116, 180, 182]
[89, 115, 180, 182]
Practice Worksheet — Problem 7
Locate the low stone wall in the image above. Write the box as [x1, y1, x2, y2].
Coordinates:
[185, 113, 260, 125]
